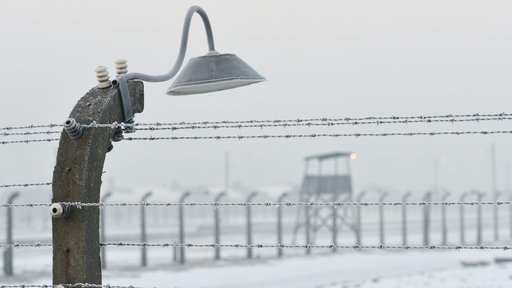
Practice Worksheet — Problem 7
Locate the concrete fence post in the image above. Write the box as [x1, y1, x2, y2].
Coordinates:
[441, 191, 450, 246]
[100, 191, 112, 270]
[476, 192, 483, 245]
[178, 191, 191, 264]
[214, 191, 226, 261]
[3, 191, 20, 276]
[140, 191, 152, 267]
[422, 191, 432, 246]
[493, 191, 501, 242]
[460, 192, 469, 245]
[379, 192, 388, 245]
[276, 192, 288, 257]
[246, 191, 258, 259]
[355, 191, 366, 246]
[305, 197, 313, 255]
[401, 192, 411, 246]
[51, 81, 144, 285]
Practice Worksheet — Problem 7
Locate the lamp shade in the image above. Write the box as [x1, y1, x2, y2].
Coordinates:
[166, 52, 265, 95]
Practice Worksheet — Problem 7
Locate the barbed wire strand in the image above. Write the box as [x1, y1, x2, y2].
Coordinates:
[132, 112, 512, 126]
[0, 182, 52, 189]
[2, 200, 510, 209]
[75, 115, 512, 131]
[118, 130, 512, 142]
[0, 123, 61, 131]
[1, 242, 511, 251]
[0, 284, 149, 288]
[2, 112, 511, 133]
[3, 116, 510, 138]
[3, 129, 512, 145]
[0, 138, 60, 145]
[1, 130, 61, 137]
[127, 116, 512, 132]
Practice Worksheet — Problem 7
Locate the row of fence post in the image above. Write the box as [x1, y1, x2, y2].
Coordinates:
[356, 190, 490, 247]
[97, 189, 503, 267]
[2, 188, 510, 275]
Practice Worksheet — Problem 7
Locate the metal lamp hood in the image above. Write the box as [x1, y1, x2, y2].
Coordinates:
[116, 6, 265, 121]
[167, 52, 265, 95]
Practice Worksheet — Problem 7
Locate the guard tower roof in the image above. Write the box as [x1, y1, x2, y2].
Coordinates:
[305, 151, 352, 161]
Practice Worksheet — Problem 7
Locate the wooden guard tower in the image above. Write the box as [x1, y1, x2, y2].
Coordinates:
[292, 152, 355, 245]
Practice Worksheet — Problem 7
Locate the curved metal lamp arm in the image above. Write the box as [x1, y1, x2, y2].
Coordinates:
[116, 5, 216, 121]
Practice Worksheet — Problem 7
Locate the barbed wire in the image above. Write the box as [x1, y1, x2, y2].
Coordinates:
[94, 112, 512, 128]
[0, 123, 61, 131]
[3, 129, 511, 145]
[0, 243, 52, 248]
[106, 116, 512, 132]
[0, 284, 148, 288]
[1, 130, 61, 137]
[0, 182, 52, 189]
[2, 112, 511, 133]
[1, 242, 511, 251]
[100, 243, 512, 251]
[120, 130, 512, 142]
[2, 200, 510, 209]
[0, 138, 59, 145]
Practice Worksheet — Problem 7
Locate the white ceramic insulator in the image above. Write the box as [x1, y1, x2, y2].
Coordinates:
[115, 59, 128, 76]
[50, 203, 64, 218]
[95, 65, 112, 88]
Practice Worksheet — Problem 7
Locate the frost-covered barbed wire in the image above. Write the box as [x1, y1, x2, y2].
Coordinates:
[2, 200, 510, 209]
[2, 242, 512, 251]
[0, 243, 51, 248]
[93, 112, 512, 128]
[0, 138, 59, 145]
[121, 130, 512, 142]
[100, 243, 512, 251]
[3, 129, 512, 145]
[0, 182, 52, 189]
[2, 112, 511, 132]
[1, 130, 61, 137]
[1, 284, 149, 288]
[117, 115, 512, 132]
[0, 123, 61, 131]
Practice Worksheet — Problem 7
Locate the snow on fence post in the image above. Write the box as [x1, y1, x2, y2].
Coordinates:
[51, 80, 144, 285]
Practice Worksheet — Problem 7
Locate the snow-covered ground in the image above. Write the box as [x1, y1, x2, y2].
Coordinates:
[2, 247, 512, 287]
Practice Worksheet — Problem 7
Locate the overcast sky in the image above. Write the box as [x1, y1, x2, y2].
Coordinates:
[1, 0, 512, 200]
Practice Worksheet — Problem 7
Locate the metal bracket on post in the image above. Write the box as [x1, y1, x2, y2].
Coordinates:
[51, 81, 144, 285]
